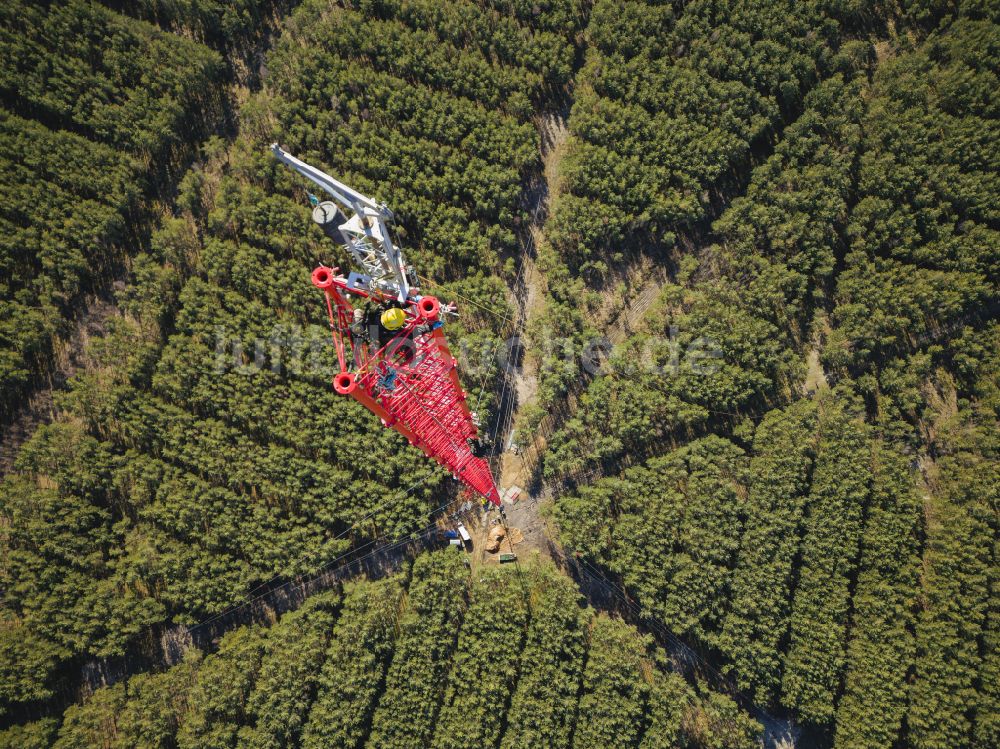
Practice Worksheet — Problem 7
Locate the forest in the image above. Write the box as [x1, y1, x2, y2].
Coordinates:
[0, 0, 997, 748]
[543, 1, 998, 747]
[1, 556, 761, 749]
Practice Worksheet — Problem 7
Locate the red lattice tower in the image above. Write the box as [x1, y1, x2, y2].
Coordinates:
[312, 266, 501, 505]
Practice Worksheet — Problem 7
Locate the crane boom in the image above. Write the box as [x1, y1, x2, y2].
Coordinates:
[271, 144, 412, 300]
[270, 143, 386, 216]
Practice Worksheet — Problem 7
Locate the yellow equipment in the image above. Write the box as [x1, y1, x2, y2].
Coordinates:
[381, 306, 406, 331]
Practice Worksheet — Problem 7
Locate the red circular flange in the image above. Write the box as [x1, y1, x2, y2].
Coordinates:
[312, 266, 335, 290]
[333, 371, 356, 395]
[417, 295, 440, 321]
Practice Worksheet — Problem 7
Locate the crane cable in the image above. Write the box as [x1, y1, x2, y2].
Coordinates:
[413, 263, 526, 462]
[416, 273, 510, 320]
[405, 247, 529, 497]
[487, 235, 533, 467]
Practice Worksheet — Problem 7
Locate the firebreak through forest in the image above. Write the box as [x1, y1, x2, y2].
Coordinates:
[0, 1, 997, 748]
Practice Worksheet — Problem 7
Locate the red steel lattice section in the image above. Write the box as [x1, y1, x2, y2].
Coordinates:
[312, 266, 501, 505]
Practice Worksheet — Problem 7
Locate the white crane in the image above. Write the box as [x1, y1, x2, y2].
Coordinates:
[270, 144, 415, 301]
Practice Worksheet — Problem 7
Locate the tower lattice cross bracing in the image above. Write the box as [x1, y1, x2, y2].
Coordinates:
[272, 145, 501, 505]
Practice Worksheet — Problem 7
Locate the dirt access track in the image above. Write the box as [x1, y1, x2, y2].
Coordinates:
[470, 113, 566, 567]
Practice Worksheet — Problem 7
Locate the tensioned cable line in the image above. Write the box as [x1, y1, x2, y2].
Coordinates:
[485, 233, 533, 450]
[224, 470, 436, 606]
[473, 252, 529, 421]
[571, 553, 781, 730]
[416, 273, 509, 320]
[186, 470, 443, 634]
[187, 490, 466, 635]
[572, 564, 754, 740]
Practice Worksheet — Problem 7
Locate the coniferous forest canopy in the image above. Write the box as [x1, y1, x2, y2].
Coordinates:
[0, 1, 997, 748]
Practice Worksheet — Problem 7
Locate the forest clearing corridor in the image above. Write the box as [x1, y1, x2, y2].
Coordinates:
[477, 113, 567, 565]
